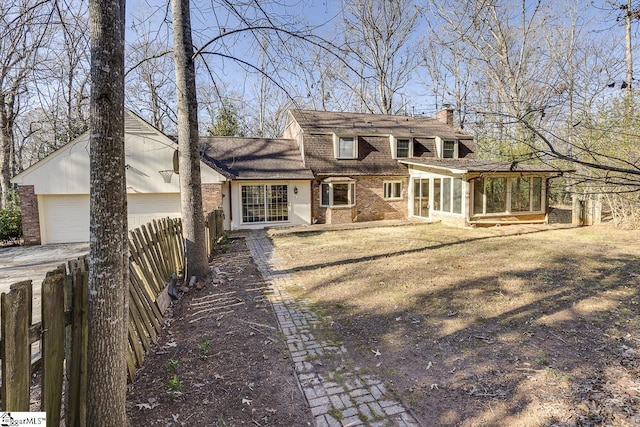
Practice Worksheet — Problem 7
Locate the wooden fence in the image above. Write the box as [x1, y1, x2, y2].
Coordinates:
[0, 216, 185, 425]
[204, 208, 225, 255]
[572, 194, 602, 226]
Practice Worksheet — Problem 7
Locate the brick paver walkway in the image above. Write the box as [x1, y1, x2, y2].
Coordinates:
[245, 231, 420, 427]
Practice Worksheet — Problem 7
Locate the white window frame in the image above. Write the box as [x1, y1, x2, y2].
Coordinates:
[333, 134, 357, 159]
[436, 136, 459, 159]
[241, 184, 289, 224]
[432, 177, 464, 215]
[320, 181, 356, 207]
[389, 136, 413, 159]
[383, 181, 403, 199]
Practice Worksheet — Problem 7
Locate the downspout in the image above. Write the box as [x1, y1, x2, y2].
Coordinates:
[227, 180, 233, 226]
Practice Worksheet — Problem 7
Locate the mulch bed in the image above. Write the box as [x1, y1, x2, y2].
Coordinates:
[126, 237, 312, 426]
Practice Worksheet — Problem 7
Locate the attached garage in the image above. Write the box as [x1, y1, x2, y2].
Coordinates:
[38, 193, 182, 244]
[12, 110, 225, 245]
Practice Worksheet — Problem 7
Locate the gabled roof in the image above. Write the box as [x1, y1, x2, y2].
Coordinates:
[287, 110, 477, 176]
[289, 109, 473, 140]
[398, 158, 566, 174]
[200, 136, 314, 180]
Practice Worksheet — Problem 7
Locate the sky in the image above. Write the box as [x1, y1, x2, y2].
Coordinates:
[121, 0, 635, 129]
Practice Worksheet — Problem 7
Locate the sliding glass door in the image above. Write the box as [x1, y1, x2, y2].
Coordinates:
[412, 178, 430, 218]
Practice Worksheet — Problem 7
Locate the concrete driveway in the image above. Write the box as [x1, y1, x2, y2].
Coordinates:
[0, 243, 88, 324]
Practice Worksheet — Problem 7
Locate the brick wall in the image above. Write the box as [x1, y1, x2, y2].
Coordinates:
[354, 176, 408, 222]
[313, 176, 409, 224]
[18, 185, 41, 245]
[326, 206, 354, 224]
[201, 183, 223, 212]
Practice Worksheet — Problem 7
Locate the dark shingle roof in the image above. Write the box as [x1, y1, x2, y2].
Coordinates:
[200, 137, 313, 180]
[398, 158, 565, 173]
[289, 109, 472, 140]
[288, 110, 476, 176]
[302, 134, 410, 176]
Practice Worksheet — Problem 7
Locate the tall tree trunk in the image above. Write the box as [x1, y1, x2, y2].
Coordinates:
[0, 101, 12, 209]
[172, 0, 209, 280]
[87, 0, 129, 424]
[625, 0, 634, 93]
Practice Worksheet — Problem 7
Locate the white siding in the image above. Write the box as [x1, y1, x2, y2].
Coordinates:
[12, 111, 224, 195]
[229, 180, 311, 230]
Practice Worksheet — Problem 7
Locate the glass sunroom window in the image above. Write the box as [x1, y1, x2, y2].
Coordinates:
[511, 176, 531, 212]
[485, 177, 507, 213]
[433, 178, 441, 211]
[442, 178, 452, 212]
[473, 176, 544, 215]
[453, 178, 463, 214]
[473, 178, 484, 214]
[532, 177, 542, 211]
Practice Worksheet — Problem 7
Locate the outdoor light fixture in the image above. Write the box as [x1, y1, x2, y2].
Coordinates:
[293, 186, 298, 194]
[159, 170, 174, 183]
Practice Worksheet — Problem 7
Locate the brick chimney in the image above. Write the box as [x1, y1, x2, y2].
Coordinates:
[436, 105, 454, 126]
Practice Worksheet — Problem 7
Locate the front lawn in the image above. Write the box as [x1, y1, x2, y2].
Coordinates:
[272, 223, 640, 426]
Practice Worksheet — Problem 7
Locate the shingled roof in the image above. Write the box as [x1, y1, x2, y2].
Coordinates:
[398, 158, 565, 174]
[287, 110, 476, 176]
[289, 109, 473, 140]
[200, 136, 313, 180]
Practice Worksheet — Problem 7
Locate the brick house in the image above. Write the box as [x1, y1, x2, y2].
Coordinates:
[13, 108, 567, 244]
[281, 109, 565, 227]
[199, 136, 314, 230]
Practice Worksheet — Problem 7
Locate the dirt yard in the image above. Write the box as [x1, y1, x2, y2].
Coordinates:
[127, 238, 313, 426]
[126, 223, 639, 426]
[270, 223, 640, 426]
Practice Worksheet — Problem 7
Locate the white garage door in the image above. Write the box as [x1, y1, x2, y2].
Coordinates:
[40, 193, 181, 244]
[41, 195, 90, 244]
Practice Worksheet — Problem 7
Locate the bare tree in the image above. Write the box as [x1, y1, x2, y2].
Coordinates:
[87, 0, 129, 423]
[8, 0, 89, 176]
[126, 23, 175, 132]
[0, 0, 53, 208]
[422, 38, 472, 128]
[339, 0, 420, 114]
[51, 0, 91, 145]
[172, 0, 209, 280]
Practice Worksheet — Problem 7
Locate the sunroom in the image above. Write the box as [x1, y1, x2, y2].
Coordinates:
[399, 159, 565, 227]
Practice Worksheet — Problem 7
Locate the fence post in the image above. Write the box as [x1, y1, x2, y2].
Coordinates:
[215, 208, 224, 240]
[207, 211, 216, 255]
[67, 264, 88, 427]
[572, 194, 582, 226]
[1, 280, 32, 411]
[41, 265, 66, 426]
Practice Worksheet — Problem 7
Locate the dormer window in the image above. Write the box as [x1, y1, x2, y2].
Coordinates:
[443, 140, 457, 158]
[396, 139, 411, 158]
[334, 135, 357, 159]
[436, 136, 459, 158]
[390, 136, 413, 159]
